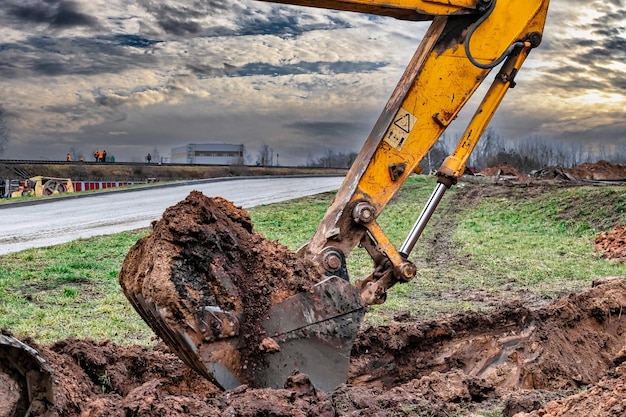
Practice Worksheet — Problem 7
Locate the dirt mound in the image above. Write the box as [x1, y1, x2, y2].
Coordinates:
[119, 191, 323, 389]
[517, 362, 626, 417]
[350, 277, 626, 392]
[595, 225, 626, 263]
[534, 160, 626, 181]
[3, 277, 625, 416]
[478, 164, 521, 177]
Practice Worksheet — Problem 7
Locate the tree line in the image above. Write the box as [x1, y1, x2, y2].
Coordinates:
[419, 129, 626, 175]
[301, 129, 626, 173]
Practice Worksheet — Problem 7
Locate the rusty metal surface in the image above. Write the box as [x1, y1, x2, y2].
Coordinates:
[125, 276, 364, 392]
[0, 332, 56, 416]
[258, 276, 365, 391]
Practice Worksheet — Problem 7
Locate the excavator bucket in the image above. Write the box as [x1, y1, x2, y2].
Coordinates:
[0, 331, 56, 416]
[125, 275, 364, 391]
[119, 192, 365, 391]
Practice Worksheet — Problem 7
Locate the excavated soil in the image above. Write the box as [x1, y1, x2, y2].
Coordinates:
[533, 160, 626, 181]
[478, 164, 522, 177]
[596, 225, 626, 264]
[118, 191, 324, 388]
[4, 171, 626, 417]
[5, 277, 626, 417]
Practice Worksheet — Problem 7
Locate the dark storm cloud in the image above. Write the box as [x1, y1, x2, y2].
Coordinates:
[137, 1, 208, 36]
[187, 60, 388, 78]
[6, 0, 98, 28]
[539, 65, 608, 90]
[233, 9, 352, 38]
[138, 0, 351, 38]
[286, 121, 371, 139]
[0, 34, 162, 78]
[538, 3, 626, 97]
[555, 117, 626, 143]
[138, 0, 223, 36]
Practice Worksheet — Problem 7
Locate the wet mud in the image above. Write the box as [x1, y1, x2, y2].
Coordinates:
[3, 277, 625, 417]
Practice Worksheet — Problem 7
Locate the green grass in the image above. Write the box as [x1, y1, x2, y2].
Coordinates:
[2, 176, 626, 344]
[454, 187, 626, 294]
[0, 231, 151, 343]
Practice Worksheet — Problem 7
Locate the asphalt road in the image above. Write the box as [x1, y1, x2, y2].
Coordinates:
[0, 176, 344, 255]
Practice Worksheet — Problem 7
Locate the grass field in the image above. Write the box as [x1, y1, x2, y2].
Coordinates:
[2, 175, 626, 344]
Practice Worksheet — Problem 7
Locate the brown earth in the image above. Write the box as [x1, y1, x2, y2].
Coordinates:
[477, 161, 626, 181]
[596, 225, 626, 263]
[118, 192, 324, 389]
[4, 277, 626, 417]
[4, 183, 626, 417]
[533, 160, 626, 181]
[478, 164, 522, 177]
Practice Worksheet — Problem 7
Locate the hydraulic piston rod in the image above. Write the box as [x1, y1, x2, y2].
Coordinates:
[399, 181, 448, 258]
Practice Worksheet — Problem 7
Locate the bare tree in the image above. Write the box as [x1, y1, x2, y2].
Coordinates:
[0, 105, 9, 157]
[151, 146, 161, 163]
[257, 144, 273, 166]
[307, 148, 357, 168]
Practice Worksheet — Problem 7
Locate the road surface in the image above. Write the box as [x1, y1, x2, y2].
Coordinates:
[0, 176, 344, 255]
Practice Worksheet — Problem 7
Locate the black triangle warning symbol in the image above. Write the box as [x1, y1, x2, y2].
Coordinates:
[393, 114, 411, 133]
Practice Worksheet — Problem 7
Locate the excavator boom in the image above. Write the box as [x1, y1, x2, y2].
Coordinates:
[120, 0, 550, 392]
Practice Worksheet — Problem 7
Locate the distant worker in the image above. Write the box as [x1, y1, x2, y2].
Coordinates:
[94, 150, 99, 162]
[102, 150, 107, 163]
[146, 153, 152, 163]
[67, 153, 71, 161]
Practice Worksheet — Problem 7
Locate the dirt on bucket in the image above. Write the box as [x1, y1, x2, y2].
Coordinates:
[118, 191, 324, 388]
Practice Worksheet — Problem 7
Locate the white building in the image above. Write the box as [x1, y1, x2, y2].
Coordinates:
[170, 143, 244, 165]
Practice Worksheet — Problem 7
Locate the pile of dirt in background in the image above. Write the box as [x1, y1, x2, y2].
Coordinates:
[476, 160, 626, 182]
[477, 164, 522, 177]
[595, 225, 626, 263]
[533, 160, 626, 181]
[6, 277, 626, 417]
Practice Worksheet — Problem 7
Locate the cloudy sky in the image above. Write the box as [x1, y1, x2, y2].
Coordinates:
[0, 0, 624, 165]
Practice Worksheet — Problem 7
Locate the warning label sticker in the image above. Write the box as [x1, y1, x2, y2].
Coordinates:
[384, 107, 416, 151]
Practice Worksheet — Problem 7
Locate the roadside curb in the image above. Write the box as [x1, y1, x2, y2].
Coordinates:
[0, 175, 345, 210]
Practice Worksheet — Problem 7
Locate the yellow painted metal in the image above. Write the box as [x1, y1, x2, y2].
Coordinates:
[307, 0, 550, 263]
[439, 42, 533, 177]
[364, 220, 405, 269]
[257, 0, 478, 20]
[424, 0, 478, 7]
[10, 176, 75, 197]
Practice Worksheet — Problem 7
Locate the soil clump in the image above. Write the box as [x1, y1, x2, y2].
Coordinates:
[478, 164, 521, 177]
[119, 191, 323, 387]
[595, 225, 626, 263]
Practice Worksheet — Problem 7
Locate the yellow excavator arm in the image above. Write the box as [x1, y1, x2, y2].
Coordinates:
[115, 0, 552, 393]
[257, 0, 550, 305]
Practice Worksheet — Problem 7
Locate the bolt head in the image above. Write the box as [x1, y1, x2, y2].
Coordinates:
[326, 254, 342, 271]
